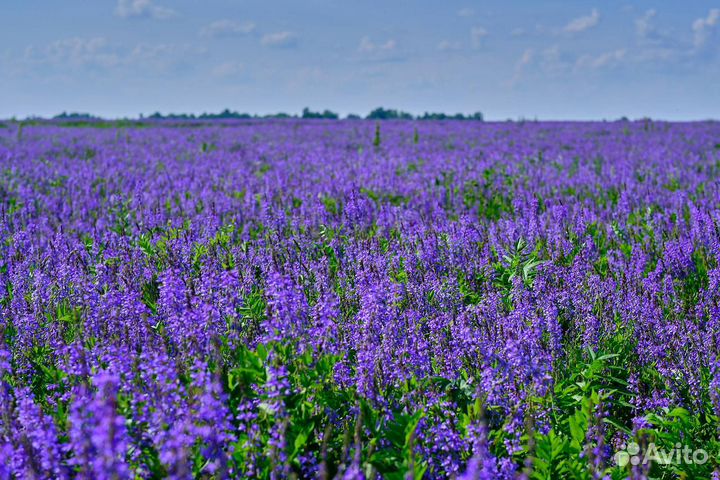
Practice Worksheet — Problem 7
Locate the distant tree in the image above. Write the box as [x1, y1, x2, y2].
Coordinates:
[149, 112, 196, 119]
[263, 112, 295, 119]
[418, 111, 484, 121]
[145, 109, 257, 120]
[53, 112, 100, 121]
[366, 107, 413, 120]
[169, 113, 197, 119]
[419, 112, 448, 120]
[199, 109, 250, 119]
[76, 108, 484, 122]
[302, 107, 339, 119]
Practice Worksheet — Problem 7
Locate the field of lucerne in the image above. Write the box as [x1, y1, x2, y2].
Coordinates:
[1, 119, 720, 479]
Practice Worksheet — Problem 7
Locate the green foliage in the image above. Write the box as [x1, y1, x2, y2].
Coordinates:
[142, 278, 160, 315]
[110, 199, 134, 237]
[230, 286, 266, 342]
[360, 187, 408, 206]
[520, 351, 633, 479]
[367, 107, 413, 120]
[639, 407, 720, 478]
[302, 107, 339, 119]
[461, 173, 514, 221]
[200, 142, 217, 153]
[493, 238, 545, 299]
[54, 300, 84, 344]
[217, 342, 434, 478]
[458, 271, 485, 306]
[663, 177, 681, 192]
[321, 195, 341, 216]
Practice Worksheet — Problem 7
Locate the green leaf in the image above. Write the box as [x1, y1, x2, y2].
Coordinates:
[292, 422, 314, 458]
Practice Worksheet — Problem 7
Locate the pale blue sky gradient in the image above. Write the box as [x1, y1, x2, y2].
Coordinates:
[1, 1, 718, 119]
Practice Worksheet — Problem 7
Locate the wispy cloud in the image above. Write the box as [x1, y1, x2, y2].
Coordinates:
[358, 36, 396, 53]
[575, 49, 626, 70]
[508, 44, 624, 85]
[201, 20, 255, 38]
[114, 0, 176, 20]
[632, 9, 687, 63]
[692, 8, 719, 48]
[470, 27, 488, 48]
[629, 8, 716, 64]
[128, 43, 205, 71]
[261, 31, 298, 48]
[437, 40, 462, 52]
[354, 37, 405, 64]
[25, 37, 121, 68]
[508, 48, 533, 86]
[457, 8, 475, 18]
[23, 37, 203, 75]
[635, 9, 657, 40]
[563, 9, 600, 33]
[539, 45, 564, 73]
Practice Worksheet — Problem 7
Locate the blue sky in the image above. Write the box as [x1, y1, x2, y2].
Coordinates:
[1, 1, 718, 120]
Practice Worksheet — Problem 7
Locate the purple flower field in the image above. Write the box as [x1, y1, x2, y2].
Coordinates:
[1, 119, 720, 478]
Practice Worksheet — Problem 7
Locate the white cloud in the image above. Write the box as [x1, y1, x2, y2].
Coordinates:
[25, 37, 121, 68]
[357, 36, 396, 53]
[470, 27, 488, 48]
[633, 9, 687, 62]
[509, 43, 628, 84]
[563, 8, 600, 33]
[539, 45, 568, 74]
[508, 48, 533, 86]
[23, 37, 203, 74]
[692, 8, 720, 47]
[201, 20, 255, 38]
[575, 48, 626, 70]
[624, 8, 720, 68]
[114, 0, 176, 20]
[437, 40, 462, 52]
[126, 43, 205, 72]
[457, 8, 475, 18]
[635, 9, 657, 39]
[517, 48, 533, 67]
[261, 31, 298, 48]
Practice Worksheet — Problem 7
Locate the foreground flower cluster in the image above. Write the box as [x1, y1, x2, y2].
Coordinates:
[1, 119, 720, 478]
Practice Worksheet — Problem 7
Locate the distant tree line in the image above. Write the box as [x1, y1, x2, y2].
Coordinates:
[417, 111, 485, 121]
[53, 107, 485, 121]
[301, 107, 339, 119]
[364, 107, 414, 120]
[53, 112, 101, 121]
